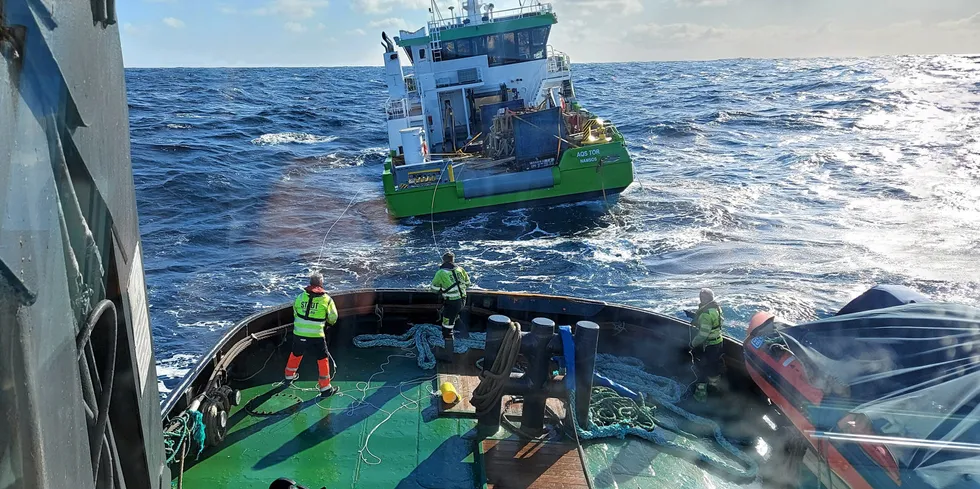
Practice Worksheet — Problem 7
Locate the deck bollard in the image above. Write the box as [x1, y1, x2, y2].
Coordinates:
[477, 314, 512, 433]
[574, 321, 600, 424]
[522, 317, 556, 433]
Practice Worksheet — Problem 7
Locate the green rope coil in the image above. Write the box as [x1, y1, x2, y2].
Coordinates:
[164, 410, 206, 465]
[589, 387, 657, 432]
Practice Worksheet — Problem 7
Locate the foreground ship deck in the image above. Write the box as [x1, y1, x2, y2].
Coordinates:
[165, 290, 798, 489]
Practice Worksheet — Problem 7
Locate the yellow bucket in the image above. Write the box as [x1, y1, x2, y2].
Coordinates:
[439, 382, 459, 404]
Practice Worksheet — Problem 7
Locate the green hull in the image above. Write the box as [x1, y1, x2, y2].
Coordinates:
[382, 140, 633, 219]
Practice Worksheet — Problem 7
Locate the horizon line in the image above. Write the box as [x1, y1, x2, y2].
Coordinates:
[123, 51, 979, 69]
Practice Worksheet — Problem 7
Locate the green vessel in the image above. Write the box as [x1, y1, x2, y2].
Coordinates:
[378, 1, 634, 218]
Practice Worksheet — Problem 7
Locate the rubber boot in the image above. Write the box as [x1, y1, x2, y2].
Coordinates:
[436, 326, 454, 363]
[707, 375, 724, 396]
[694, 383, 707, 403]
[284, 353, 302, 385]
[316, 358, 333, 396]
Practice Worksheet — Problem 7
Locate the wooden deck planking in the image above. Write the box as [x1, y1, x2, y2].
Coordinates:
[436, 349, 567, 420]
[482, 439, 590, 489]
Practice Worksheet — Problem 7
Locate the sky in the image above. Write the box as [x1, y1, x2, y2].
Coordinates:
[119, 0, 980, 67]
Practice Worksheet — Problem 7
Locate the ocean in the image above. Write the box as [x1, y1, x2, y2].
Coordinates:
[125, 56, 980, 395]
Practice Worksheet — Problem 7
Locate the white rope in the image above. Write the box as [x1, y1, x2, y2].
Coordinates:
[308, 353, 437, 471]
[429, 163, 450, 251]
[314, 189, 362, 268]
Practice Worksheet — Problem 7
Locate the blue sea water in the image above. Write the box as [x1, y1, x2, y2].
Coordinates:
[126, 56, 980, 394]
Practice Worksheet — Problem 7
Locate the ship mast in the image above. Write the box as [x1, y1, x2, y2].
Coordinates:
[429, 0, 445, 23]
[464, 0, 483, 24]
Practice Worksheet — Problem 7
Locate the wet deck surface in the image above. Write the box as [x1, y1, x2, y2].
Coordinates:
[176, 344, 771, 489]
[483, 439, 589, 489]
[180, 347, 483, 489]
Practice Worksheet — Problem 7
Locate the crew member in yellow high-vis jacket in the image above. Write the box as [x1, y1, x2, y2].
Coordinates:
[284, 273, 339, 397]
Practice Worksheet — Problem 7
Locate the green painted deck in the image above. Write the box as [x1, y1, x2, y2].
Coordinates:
[175, 344, 771, 489]
[179, 348, 483, 489]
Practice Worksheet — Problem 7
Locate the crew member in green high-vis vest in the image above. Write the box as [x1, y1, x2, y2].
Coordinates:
[284, 273, 339, 397]
[691, 288, 724, 403]
[430, 251, 471, 341]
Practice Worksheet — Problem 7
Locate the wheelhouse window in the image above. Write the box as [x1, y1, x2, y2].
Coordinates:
[435, 26, 551, 66]
[530, 26, 548, 59]
[487, 34, 500, 65]
[457, 38, 474, 57]
[517, 30, 531, 60]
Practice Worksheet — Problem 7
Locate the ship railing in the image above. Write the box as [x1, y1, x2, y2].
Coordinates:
[546, 46, 571, 75]
[434, 67, 483, 88]
[428, 2, 553, 33]
[385, 98, 422, 120]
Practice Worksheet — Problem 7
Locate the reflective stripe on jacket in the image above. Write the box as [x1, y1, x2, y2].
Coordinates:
[431, 265, 470, 300]
[293, 291, 337, 338]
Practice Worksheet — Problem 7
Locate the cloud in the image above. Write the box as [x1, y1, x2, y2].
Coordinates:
[368, 17, 409, 31]
[348, 28, 367, 35]
[253, 0, 330, 19]
[162, 17, 185, 29]
[554, 0, 643, 16]
[939, 12, 980, 29]
[218, 4, 239, 14]
[351, 0, 428, 14]
[284, 22, 308, 33]
[675, 0, 730, 6]
[122, 23, 139, 34]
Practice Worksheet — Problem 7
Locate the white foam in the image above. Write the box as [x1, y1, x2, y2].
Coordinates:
[176, 320, 234, 331]
[156, 353, 198, 380]
[166, 123, 191, 129]
[251, 132, 338, 146]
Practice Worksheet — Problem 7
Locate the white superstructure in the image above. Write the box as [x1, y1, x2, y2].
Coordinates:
[381, 0, 573, 157]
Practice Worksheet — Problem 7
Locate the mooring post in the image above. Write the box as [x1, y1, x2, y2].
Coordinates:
[573, 320, 600, 424]
[522, 317, 556, 433]
[477, 314, 512, 433]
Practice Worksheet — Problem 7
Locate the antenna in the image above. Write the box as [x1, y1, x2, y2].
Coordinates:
[430, 0, 444, 21]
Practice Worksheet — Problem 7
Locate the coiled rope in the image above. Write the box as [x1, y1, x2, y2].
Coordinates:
[575, 354, 759, 483]
[163, 410, 206, 465]
[588, 387, 657, 431]
[352, 323, 486, 370]
[470, 320, 521, 414]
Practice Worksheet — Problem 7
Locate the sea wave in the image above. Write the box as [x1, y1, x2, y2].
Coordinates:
[250, 132, 338, 146]
[126, 58, 980, 394]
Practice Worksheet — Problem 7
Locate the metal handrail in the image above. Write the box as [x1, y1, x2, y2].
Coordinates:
[385, 97, 422, 120]
[385, 98, 408, 120]
[428, 2, 553, 32]
[546, 46, 570, 74]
